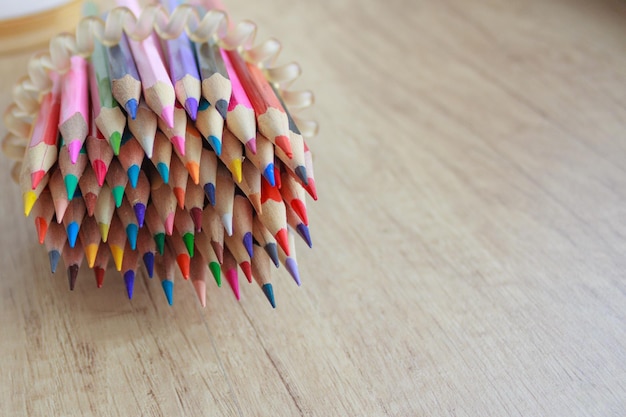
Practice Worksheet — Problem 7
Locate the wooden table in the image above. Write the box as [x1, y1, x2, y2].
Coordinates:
[1, 0, 625, 415]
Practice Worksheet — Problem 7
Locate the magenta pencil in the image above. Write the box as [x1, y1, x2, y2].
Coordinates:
[59, 55, 89, 164]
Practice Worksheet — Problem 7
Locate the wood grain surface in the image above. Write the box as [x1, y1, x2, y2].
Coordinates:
[1, 0, 625, 415]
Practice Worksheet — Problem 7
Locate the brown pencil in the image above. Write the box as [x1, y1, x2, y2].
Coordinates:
[78, 164, 101, 216]
[202, 205, 224, 263]
[62, 239, 84, 291]
[93, 241, 111, 288]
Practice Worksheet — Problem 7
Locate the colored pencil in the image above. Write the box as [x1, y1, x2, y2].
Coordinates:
[221, 246, 239, 299]
[194, 228, 221, 286]
[49, 169, 69, 222]
[278, 229, 300, 285]
[149, 131, 173, 183]
[124, 170, 150, 227]
[157, 103, 187, 155]
[25, 72, 61, 190]
[286, 202, 312, 248]
[90, 39, 126, 155]
[233, 192, 254, 258]
[224, 232, 252, 283]
[280, 169, 308, 225]
[86, 132, 114, 187]
[169, 153, 189, 209]
[174, 207, 195, 256]
[199, 148, 217, 206]
[275, 130, 307, 185]
[167, 228, 191, 279]
[195, 98, 224, 155]
[95, 183, 115, 241]
[220, 48, 256, 154]
[127, 100, 157, 157]
[117, 134, 144, 188]
[58, 137, 87, 200]
[62, 196, 86, 248]
[62, 239, 84, 290]
[195, 39, 231, 120]
[250, 241, 275, 308]
[184, 181, 205, 232]
[202, 205, 224, 263]
[252, 215, 279, 268]
[80, 215, 101, 268]
[21, 165, 49, 217]
[291, 141, 317, 200]
[157, 244, 176, 305]
[215, 162, 234, 235]
[44, 221, 67, 273]
[178, 124, 203, 185]
[245, 132, 275, 186]
[59, 55, 89, 164]
[163, 0, 201, 120]
[107, 214, 126, 271]
[137, 226, 156, 278]
[79, 164, 101, 216]
[225, 49, 292, 158]
[120, 240, 140, 299]
[93, 241, 111, 287]
[219, 128, 243, 183]
[189, 251, 208, 307]
[107, 33, 141, 119]
[258, 177, 290, 255]
[239, 158, 262, 214]
[145, 203, 166, 255]
[117, 197, 139, 250]
[150, 173, 177, 235]
[105, 158, 128, 208]
[31, 190, 55, 244]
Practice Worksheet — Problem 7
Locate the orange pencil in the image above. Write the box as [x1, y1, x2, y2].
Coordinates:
[221, 246, 239, 299]
[93, 241, 111, 287]
[62, 239, 84, 291]
[189, 251, 208, 307]
[194, 228, 221, 286]
[174, 207, 195, 256]
[107, 215, 126, 271]
[31, 190, 54, 244]
[25, 72, 61, 189]
[117, 135, 145, 188]
[145, 204, 166, 255]
[116, 197, 139, 250]
[58, 138, 87, 200]
[202, 205, 224, 263]
[215, 162, 234, 235]
[59, 55, 89, 164]
[219, 128, 243, 183]
[170, 153, 189, 209]
[49, 169, 69, 222]
[78, 164, 101, 216]
[225, 50, 291, 157]
[250, 241, 275, 308]
[86, 132, 114, 187]
[105, 158, 128, 208]
[150, 174, 177, 235]
[95, 183, 115, 241]
[44, 221, 66, 273]
[127, 100, 158, 157]
[124, 170, 150, 227]
[62, 196, 86, 248]
[157, 103, 187, 156]
[252, 215, 279, 268]
[149, 131, 173, 183]
[245, 132, 275, 186]
[199, 148, 217, 206]
[166, 228, 190, 279]
[79, 215, 101, 268]
[258, 177, 290, 255]
[173, 124, 202, 185]
[120, 240, 140, 299]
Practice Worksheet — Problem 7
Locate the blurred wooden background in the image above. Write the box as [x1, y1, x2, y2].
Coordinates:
[1, 0, 625, 415]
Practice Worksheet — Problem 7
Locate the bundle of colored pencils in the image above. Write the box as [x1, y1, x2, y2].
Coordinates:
[16, 0, 317, 307]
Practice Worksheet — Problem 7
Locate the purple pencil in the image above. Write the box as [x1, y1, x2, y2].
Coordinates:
[163, 0, 202, 120]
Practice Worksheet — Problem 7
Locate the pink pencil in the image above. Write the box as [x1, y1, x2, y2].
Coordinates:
[221, 48, 257, 154]
[116, 0, 176, 128]
[59, 56, 89, 164]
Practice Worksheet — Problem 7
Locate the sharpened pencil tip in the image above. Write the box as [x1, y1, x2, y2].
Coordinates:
[285, 258, 301, 286]
[240, 261, 252, 283]
[127, 165, 140, 188]
[291, 200, 309, 225]
[295, 165, 309, 186]
[133, 203, 146, 228]
[176, 254, 191, 279]
[110, 245, 124, 271]
[192, 278, 206, 307]
[31, 170, 46, 190]
[161, 280, 174, 305]
[125, 99, 138, 120]
[209, 135, 221, 156]
[66, 222, 79, 248]
[275, 228, 290, 256]
[229, 159, 242, 183]
[221, 213, 233, 236]
[186, 162, 200, 185]
[126, 224, 138, 250]
[35, 217, 48, 244]
[143, 252, 155, 278]
[68, 264, 79, 290]
[203, 183, 216, 206]
[275, 135, 292, 158]
[110, 132, 122, 155]
[85, 244, 99, 268]
[94, 267, 105, 288]
[296, 224, 313, 248]
[98, 223, 110, 242]
[171, 135, 186, 156]
[165, 213, 175, 235]
[211, 242, 223, 264]
[93, 160, 107, 186]
[263, 164, 276, 187]
[182, 233, 195, 257]
[265, 243, 280, 268]
[23, 191, 37, 216]
[173, 187, 185, 209]
[161, 106, 175, 129]
[154, 233, 165, 255]
[124, 271, 135, 299]
[185, 97, 199, 121]
[243, 232, 254, 258]
[209, 261, 221, 286]
[246, 137, 257, 155]
[156, 163, 170, 184]
[68, 141, 82, 165]
[215, 99, 228, 120]
[225, 269, 239, 300]
[64, 174, 78, 200]
[112, 186, 124, 208]
[49, 250, 61, 273]
[190, 207, 203, 232]
[262, 283, 276, 308]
